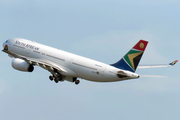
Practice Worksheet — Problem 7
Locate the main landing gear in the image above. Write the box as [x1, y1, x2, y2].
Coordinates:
[49, 73, 63, 83]
[75, 79, 80, 85]
[49, 74, 80, 85]
[73, 77, 80, 85]
[49, 75, 61, 83]
[49, 76, 53, 81]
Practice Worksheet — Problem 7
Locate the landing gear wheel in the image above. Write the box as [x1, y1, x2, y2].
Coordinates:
[54, 78, 59, 83]
[49, 76, 54, 81]
[75, 80, 80, 85]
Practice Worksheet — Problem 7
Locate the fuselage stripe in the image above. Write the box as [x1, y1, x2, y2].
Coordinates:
[46, 54, 65, 61]
[72, 62, 97, 70]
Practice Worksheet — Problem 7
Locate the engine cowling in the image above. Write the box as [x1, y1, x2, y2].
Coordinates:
[11, 58, 34, 72]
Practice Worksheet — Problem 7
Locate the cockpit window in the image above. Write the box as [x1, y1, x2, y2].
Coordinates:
[5, 40, 8, 43]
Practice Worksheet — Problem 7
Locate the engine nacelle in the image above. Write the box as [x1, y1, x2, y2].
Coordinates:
[11, 58, 34, 72]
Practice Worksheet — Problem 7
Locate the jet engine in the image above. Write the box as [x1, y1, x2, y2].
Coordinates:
[11, 58, 34, 72]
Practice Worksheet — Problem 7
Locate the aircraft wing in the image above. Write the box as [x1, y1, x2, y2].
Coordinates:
[4, 50, 67, 73]
[138, 60, 178, 68]
[23, 57, 67, 73]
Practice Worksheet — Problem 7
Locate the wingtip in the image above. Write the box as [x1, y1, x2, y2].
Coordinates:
[169, 60, 178, 66]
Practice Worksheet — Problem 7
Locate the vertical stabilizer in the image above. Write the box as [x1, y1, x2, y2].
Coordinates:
[111, 40, 148, 72]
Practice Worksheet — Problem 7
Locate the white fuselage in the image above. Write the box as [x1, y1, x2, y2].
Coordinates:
[3, 38, 139, 82]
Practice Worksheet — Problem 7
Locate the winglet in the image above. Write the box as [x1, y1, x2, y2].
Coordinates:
[169, 60, 178, 66]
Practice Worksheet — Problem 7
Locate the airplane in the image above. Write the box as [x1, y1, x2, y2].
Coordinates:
[2, 38, 178, 85]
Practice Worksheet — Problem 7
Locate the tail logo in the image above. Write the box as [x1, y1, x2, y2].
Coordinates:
[140, 43, 144, 49]
[124, 41, 148, 72]
[124, 50, 143, 72]
[111, 40, 148, 73]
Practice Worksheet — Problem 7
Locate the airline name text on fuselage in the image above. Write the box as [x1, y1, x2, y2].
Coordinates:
[15, 41, 40, 51]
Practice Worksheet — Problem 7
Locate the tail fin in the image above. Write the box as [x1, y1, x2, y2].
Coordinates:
[111, 40, 148, 72]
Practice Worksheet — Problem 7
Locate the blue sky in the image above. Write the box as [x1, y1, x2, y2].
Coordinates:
[0, 0, 180, 120]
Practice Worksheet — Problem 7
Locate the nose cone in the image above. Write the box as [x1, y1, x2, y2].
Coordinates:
[2, 40, 9, 51]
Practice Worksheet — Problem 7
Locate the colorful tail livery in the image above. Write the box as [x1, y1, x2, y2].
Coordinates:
[169, 60, 178, 66]
[111, 40, 148, 72]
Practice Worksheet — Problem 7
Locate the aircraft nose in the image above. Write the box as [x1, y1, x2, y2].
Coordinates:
[2, 40, 9, 50]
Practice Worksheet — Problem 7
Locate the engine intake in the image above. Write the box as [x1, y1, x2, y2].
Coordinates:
[11, 58, 34, 72]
